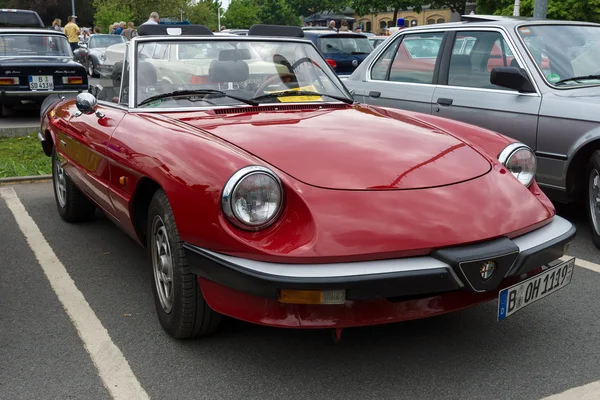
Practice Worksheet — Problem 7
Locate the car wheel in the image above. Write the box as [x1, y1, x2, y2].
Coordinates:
[52, 147, 95, 222]
[88, 59, 96, 77]
[586, 150, 600, 248]
[147, 189, 221, 339]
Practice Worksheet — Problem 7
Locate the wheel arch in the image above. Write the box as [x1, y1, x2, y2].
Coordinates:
[566, 136, 600, 200]
[131, 177, 163, 247]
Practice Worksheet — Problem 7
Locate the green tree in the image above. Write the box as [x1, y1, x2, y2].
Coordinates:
[476, 0, 600, 23]
[221, 0, 261, 28]
[352, 0, 424, 25]
[429, 0, 468, 15]
[187, 0, 218, 29]
[93, 0, 133, 32]
[258, 0, 301, 25]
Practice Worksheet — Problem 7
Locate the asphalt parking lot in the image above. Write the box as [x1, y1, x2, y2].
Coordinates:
[1, 182, 599, 400]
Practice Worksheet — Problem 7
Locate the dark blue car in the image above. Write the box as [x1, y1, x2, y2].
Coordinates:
[303, 30, 374, 77]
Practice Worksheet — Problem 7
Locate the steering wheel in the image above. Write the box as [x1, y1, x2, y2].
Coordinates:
[291, 57, 314, 70]
[254, 73, 300, 97]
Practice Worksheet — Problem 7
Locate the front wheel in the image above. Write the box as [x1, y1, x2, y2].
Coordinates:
[586, 150, 600, 248]
[147, 189, 221, 339]
[52, 147, 95, 222]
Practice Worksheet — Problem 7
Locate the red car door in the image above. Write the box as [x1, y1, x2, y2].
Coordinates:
[62, 103, 126, 217]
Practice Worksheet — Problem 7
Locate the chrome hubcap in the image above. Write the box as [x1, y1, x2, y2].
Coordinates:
[54, 154, 67, 208]
[88, 61, 93, 75]
[589, 169, 600, 235]
[151, 216, 174, 313]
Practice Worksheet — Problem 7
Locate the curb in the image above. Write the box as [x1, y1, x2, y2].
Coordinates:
[0, 125, 38, 138]
[0, 174, 51, 184]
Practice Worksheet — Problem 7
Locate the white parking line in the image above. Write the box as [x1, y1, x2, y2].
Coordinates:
[562, 255, 600, 273]
[0, 187, 149, 400]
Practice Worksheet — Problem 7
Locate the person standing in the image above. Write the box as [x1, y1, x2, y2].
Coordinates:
[339, 19, 349, 31]
[142, 12, 159, 25]
[116, 21, 125, 35]
[121, 22, 136, 40]
[63, 16, 80, 52]
[52, 19, 62, 31]
[328, 20, 337, 31]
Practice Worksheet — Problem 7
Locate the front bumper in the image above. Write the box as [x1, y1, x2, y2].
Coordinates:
[184, 216, 575, 301]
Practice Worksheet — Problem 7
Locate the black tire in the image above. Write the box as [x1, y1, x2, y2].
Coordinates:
[586, 150, 600, 249]
[52, 147, 95, 222]
[147, 189, 221, 339]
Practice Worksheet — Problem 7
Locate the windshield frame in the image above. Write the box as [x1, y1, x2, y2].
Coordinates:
[0, 33, 72, 58]
[128, 35, 353, 111]
[514, 22, 600, 90]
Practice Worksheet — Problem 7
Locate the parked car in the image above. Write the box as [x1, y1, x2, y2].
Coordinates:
[303, 30, 374, 77]
[0, 28, 87, 115]
[220, 29, 248, 36]
[346, 16, 600, 247]
[39, 23, 575, 340]
[369, 35, 388, 48]
[0, 9, 44, 28]
[73, 34, 127, 77]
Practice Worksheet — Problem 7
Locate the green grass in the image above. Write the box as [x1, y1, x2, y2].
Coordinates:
[0, 133, 51, 178]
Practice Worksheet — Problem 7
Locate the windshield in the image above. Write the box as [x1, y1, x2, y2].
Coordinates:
[318, 36, 373, 55]
[0, 35, 71, 57]
[90, 35, 126, 49]
[518, 24, 600, 87]
[134, 39, 350, 108]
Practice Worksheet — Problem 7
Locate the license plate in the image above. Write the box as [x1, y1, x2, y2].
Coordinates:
[498, 257, 575, 321]
[29, 75, 54, 91]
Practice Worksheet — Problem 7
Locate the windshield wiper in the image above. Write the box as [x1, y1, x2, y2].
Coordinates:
[351, 51, 369, 55]
[555, 75, 600, 85]
[251, 90, 354, 105]
[138, 89, 257, 107]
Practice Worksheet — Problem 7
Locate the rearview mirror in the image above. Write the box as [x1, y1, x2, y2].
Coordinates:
[490, 67, 536, 93]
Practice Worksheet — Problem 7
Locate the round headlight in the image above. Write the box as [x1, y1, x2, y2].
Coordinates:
[498, 143, 537, 187]
[221, 166, 284, 230]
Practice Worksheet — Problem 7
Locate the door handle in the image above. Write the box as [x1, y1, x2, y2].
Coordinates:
[59, 139, 67, 147]
[437, 98, 453, 106]
[369, 91, 381, 98]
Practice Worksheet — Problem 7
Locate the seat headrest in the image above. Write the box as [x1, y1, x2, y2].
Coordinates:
[450, 54, 472, 71]
[138, 61, 158, 86]
[208, 60, 249, 83]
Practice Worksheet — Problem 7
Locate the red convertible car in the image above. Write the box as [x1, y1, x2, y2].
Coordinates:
[39, 24, 576, 340]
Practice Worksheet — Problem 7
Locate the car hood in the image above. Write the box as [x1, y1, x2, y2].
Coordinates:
[170, 104, 491, 190]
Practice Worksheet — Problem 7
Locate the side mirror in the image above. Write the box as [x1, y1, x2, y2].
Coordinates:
[76, 92, 99, 115]
[490, 67, 536, 93]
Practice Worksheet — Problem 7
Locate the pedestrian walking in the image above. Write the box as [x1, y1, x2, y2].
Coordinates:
[52, 18, 62, 31]
[63, 16, 80, 52]
[121, 22, 136, 40]
[142, 12, 159, 25]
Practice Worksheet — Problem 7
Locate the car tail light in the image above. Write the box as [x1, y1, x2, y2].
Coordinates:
[326, 58, 337, 69]
[278, 289, 346, 305]
[190, 75, 208, 84]
[62, 76, 83, 85]
[0, 77, 18, 85]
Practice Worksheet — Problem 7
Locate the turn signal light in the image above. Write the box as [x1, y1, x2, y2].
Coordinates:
[0, 77, 18, 85]
[62, 76, 83, 85]
[278, 289, 346, 305]
[326, 58, 337, 69]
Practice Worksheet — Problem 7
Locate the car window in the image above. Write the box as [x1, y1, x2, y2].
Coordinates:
[0, 34, 71, 57]
[153, 43, 168, 60]
[318, 36, 373, 55]
[139, 43, 156, 60]
[448, 31, 519, 90]
[370, 37, 401, 80]
[389, 33, 443, 84]
[90, 35, 125, 49]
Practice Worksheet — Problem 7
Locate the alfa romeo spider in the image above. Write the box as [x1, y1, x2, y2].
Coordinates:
[39, 24, 576, 340]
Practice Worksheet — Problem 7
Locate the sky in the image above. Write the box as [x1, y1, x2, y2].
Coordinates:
[221, 0, 230, 10]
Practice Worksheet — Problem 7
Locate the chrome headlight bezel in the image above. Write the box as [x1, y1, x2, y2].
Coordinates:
[498, 142, 537, 187]
[221, 166, 284, 231]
